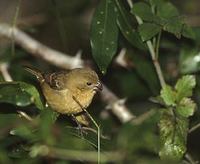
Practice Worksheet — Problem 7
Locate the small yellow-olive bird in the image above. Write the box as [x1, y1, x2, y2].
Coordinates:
[24, 67, 102, 126]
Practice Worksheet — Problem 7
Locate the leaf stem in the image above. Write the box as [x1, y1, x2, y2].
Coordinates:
[127, 0, 166, 88]
[155, 32, 162, 59]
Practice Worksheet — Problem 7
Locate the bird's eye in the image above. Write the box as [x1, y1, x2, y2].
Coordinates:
[86, 82, 92, 86]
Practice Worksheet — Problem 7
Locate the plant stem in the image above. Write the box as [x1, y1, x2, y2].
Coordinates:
[189, 122, 200, 133]
[11, 0, 22, 56]
[127, 0, 166, 88]
[155, 32, 162, 59]
[72, 96, 101, 164]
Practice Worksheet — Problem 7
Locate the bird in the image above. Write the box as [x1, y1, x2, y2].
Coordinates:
[24, 66, 102, 126]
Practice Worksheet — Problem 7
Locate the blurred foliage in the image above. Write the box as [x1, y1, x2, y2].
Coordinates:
[0, 0, 200, 163]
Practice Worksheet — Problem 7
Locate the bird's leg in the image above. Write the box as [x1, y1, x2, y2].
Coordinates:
[71, 114, 84, 137]
[72, 96, 101, 163]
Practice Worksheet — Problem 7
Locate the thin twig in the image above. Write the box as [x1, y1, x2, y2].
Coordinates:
[115, 48, 128, 68]
[189, 122, 200, 133]
[127, 0, 166, 88]
[17, 110, 33, 121]
[131, 109, 156, 125]
[185, 153, 198, 164]
[72, 96, 101, 164]
[0, 63, 13, 81]
[82, 127, 110, 140]
[102, 85, 135, 123]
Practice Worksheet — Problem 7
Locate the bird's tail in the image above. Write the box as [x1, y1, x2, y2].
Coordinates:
[24, 66, 44, 81]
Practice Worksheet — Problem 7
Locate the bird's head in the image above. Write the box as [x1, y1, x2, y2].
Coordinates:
[65, 68, 102, 94]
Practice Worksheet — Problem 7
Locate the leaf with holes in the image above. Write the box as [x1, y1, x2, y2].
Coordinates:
[176, 98, 196, 118]
[90, 0, 118, 73]
[159, 109, 188, 160]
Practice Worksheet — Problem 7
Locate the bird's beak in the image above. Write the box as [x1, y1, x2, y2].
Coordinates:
[94, 81, 103, 91]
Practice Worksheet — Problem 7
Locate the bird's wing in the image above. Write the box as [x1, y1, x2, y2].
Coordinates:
[44, 71, 68, 90]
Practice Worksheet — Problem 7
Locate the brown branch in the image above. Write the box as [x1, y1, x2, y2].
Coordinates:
[0, 23, 135, 123]
[101, 85, 135, 123]
[30, 144, 124, 162]
[0, 63, 13, 81]
[0, 23, 84, 69]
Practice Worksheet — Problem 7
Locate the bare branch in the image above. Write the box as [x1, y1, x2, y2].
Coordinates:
[0, 23, 84, 69]
[29, 144, 124, 162]
[115, 48, 128, 68]
[0, 63, 13, 81]
[0, 23, 135, 123]
[102, 85, 135, 123]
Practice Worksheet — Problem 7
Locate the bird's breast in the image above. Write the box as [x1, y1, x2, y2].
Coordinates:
[41, 83, 95, 115]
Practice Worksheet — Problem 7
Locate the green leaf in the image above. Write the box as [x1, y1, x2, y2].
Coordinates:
[10, 125, 35, 140]
[162, 16, 184, 38]
[175, 75, 196, 102]
[182, 24, 195, 39]
[115, 0, 145, 50]
[0, 82, 44, 110]
[176, 98, 196, 118]
[159, 109, 188, 160]
[160, 85, 176, 106]
[156, 2, 184, 38]
[131, 2, 156, 22]
[90, 0, 118, 73]
[157, 2, 179, 19]
[19, 82, 44, 110]
[130, 52, 160, 95]
[138, 23, 162, 41]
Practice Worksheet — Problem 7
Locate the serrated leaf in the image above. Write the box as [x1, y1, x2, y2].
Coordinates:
[175, 75, 196, 102]
[0, 82, 44, 110]
[131, 2, 157, 22]
[182, 24, 195, 39]
[115, 0, 145, 50]
[157, 2, 179, 19]
[90, 0, 118, 73]
[156, 2, 184, 38]
[159, 109, 188, 160]
[162, 16, 184, 38]
[138, 23, 162, 41]
[176, 98, 196, 118]
[160, 85, 176, 106]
